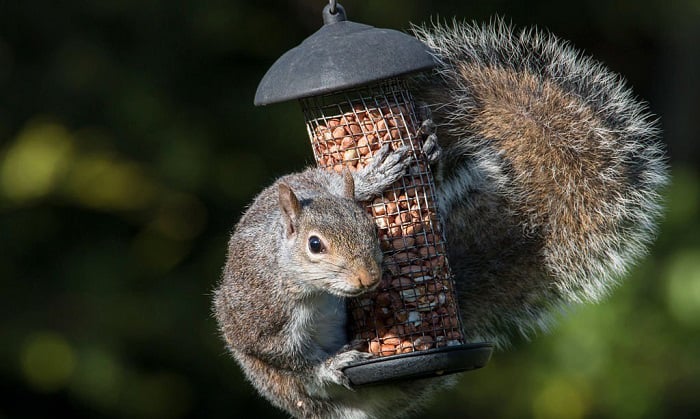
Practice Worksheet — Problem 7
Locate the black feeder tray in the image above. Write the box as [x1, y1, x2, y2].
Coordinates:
[255, 1, 493, 387]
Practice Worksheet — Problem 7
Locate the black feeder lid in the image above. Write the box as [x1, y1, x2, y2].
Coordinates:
[254, 4, 437, 106]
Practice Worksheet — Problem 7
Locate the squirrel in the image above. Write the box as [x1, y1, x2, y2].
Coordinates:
[213, 144, 441, 418]
[213, 19, 668, 419]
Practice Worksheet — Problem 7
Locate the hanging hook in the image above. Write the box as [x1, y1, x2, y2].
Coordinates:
[323, 1, 345, 24]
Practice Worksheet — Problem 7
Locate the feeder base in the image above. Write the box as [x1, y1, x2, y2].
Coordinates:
[342, 343, 494, 387]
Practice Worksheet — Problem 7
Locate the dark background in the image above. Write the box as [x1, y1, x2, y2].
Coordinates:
[1, 0, 698, 418]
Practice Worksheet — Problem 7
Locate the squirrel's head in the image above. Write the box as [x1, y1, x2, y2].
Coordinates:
[278, 173, 382, 297]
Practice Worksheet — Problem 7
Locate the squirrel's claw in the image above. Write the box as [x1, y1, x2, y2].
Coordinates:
[419, 117, 437, 135]
[422, 132, 442, 165]
[322, 350, 373, 390]
[418, 118, 442, 165]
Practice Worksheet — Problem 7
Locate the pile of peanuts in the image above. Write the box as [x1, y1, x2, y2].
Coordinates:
[310, 104, 418, 172]
[307, 99, 464, 357]
[354, 187, 464, 356]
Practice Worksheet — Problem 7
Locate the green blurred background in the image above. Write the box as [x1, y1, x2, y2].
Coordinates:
[1, 0, 698, 418]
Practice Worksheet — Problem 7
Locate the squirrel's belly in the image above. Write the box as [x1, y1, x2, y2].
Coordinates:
[289, 294, 348, 356]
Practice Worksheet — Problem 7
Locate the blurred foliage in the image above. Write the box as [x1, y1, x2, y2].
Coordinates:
[0, 0, 698, 418]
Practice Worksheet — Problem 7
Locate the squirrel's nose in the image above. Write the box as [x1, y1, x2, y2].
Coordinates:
[352, 266, 380, 289]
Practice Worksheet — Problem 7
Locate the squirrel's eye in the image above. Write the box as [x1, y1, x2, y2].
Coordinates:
[308, 236, 325, 254]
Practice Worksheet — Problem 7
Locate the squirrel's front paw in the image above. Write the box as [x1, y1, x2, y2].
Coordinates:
[320, 350, 373, 389]
[353, 144, 412, 200]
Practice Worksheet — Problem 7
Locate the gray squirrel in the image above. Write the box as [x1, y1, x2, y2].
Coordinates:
[213, 20, 668, 419]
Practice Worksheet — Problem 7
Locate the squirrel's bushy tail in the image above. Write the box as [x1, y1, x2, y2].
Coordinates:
[412, 19, 668, 345]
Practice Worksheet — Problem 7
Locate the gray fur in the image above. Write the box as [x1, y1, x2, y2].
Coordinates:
[214, 151, 429, 418]
[214, 19, 668, 418]
[412, 18, 668, 345]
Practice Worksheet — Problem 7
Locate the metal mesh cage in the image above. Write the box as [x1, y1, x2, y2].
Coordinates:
[301, 78, 465, 357]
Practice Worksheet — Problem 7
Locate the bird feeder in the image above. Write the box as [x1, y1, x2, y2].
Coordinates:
[254, 1, 493, 386]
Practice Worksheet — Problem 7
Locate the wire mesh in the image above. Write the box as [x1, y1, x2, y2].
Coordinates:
[301, 78, 465, 357]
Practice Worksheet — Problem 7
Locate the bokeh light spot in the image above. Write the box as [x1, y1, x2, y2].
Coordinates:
[0, 120, 75, 202]
[532, 377, 587, 419]
[666, 248, 700, 327]
[64, 155, 157, 211]
[20, 331, 76, 393]
[70, 347, 124, 410]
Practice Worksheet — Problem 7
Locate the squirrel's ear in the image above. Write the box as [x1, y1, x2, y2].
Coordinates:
[278, 182, 301, 237]
[342, 170, 355, 200]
